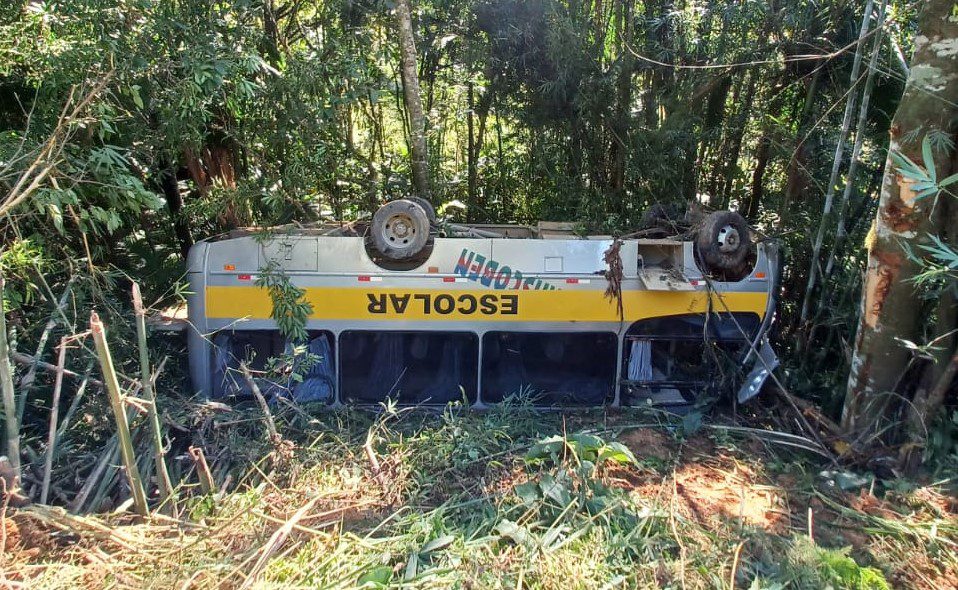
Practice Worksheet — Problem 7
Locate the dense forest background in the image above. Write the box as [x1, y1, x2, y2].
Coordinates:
[1, 0, 956, 475]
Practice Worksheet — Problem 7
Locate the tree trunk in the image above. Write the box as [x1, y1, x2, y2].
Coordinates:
[842, 0, 958, 441]
[781, 66, 823, 221]
[610, 0, 634, 209]
[394, 0, 431, 199]
[159, 160, 193, 259]
[467, 82, 477, 220]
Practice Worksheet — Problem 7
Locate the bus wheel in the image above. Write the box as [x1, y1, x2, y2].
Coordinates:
[408, 196, 437, 226]
[371, 199, 430, 260]
[695, 211, 751, 273]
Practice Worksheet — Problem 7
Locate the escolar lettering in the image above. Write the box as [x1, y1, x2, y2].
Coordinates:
[367, 292, 518, 316]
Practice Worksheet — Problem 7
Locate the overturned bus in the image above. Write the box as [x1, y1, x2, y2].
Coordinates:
[186, 199, 779, 407]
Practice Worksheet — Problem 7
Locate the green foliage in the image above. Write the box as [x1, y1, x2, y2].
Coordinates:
[0, 238, 45, 308]
[524, 432, 638, 473]
[784, 537, 891, 590]
[254, 261, 313, 343]
[890, 134, 958, 202]
[924, 410, 958, 470]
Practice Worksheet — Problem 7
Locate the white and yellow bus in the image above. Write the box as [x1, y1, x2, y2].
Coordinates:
[186, 201, 778, 407]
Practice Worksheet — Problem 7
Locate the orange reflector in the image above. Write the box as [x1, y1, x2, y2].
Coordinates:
[427, 266, 439, 273]
[223, 264, 235, 271]
[755, 272, 766, 279]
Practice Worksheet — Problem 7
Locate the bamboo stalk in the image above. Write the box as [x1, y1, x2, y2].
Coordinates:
[189, 446, 215, 494]
[799, 0, 876, 325]
[822, 0, 889, 281]
[89, 311, 149, 517]
[56, 361, 94, 441]
[70, 435, 117, 513]
[132, 283, 175, 510]
[40, 336, 69, 504]
[0, 276, 20, 481]
[17, 279, 73, 424]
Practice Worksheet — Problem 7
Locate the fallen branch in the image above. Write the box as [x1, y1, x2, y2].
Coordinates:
[11, 350, 105, 388]
[771, 385, 842, 437]
[16, 279, 73, 423]
[363, 427, 386, 487]
[70, 436, 118, 513]
[239, 362, 280, 443]
[238, 496, 319, 590]
[20, 503, 144, 552]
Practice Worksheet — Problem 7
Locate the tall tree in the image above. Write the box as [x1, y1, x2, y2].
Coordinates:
[842, 0, 958, 442]
[394, 0, 431, 199]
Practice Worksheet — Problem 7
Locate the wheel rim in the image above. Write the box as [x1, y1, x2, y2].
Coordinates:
[381, 212, 418, 246]
[716, 224, 740, 253]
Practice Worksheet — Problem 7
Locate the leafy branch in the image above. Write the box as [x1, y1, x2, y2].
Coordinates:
[890, 134, 958, 203]
[254, 262, 313, 343]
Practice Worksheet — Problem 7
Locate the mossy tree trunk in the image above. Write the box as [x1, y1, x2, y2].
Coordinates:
[843, 0, 958, 444]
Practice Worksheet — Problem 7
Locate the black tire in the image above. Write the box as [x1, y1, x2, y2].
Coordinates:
[371, 199, 430, 260]
[641, 202, 682, 229]
[408, 196, 437, 226]
[695, 211, 751, 273]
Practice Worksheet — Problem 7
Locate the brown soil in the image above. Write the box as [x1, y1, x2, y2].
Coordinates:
[616, 431, 787, 533]
[619, 427, 675, 461]
[672, 461, 787, 533]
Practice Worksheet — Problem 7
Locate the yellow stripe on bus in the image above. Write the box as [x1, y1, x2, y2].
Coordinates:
[205, 286, 767, 323]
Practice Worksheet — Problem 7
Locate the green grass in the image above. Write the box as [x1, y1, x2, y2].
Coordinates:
[6, 401, 955, 589]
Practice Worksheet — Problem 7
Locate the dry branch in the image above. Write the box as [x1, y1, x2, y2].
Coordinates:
[0, 74, 114, 219]
[189, 446, 215, 494]
[11, 351, 105, 388]
[239, 362, 280, 442]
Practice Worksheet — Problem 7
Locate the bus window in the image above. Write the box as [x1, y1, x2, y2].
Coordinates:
[621, 313, 757, 405]
[481, 332, 617, 405]
[211, 330, 336, 404]
[339, 331, 478, 405]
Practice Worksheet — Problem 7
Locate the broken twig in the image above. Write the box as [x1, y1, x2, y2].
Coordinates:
[189, 446, 215, 494]
[239, 362, 280, 442]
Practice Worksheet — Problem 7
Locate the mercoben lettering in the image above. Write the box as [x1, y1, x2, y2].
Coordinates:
[453, 248, 559, 291]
